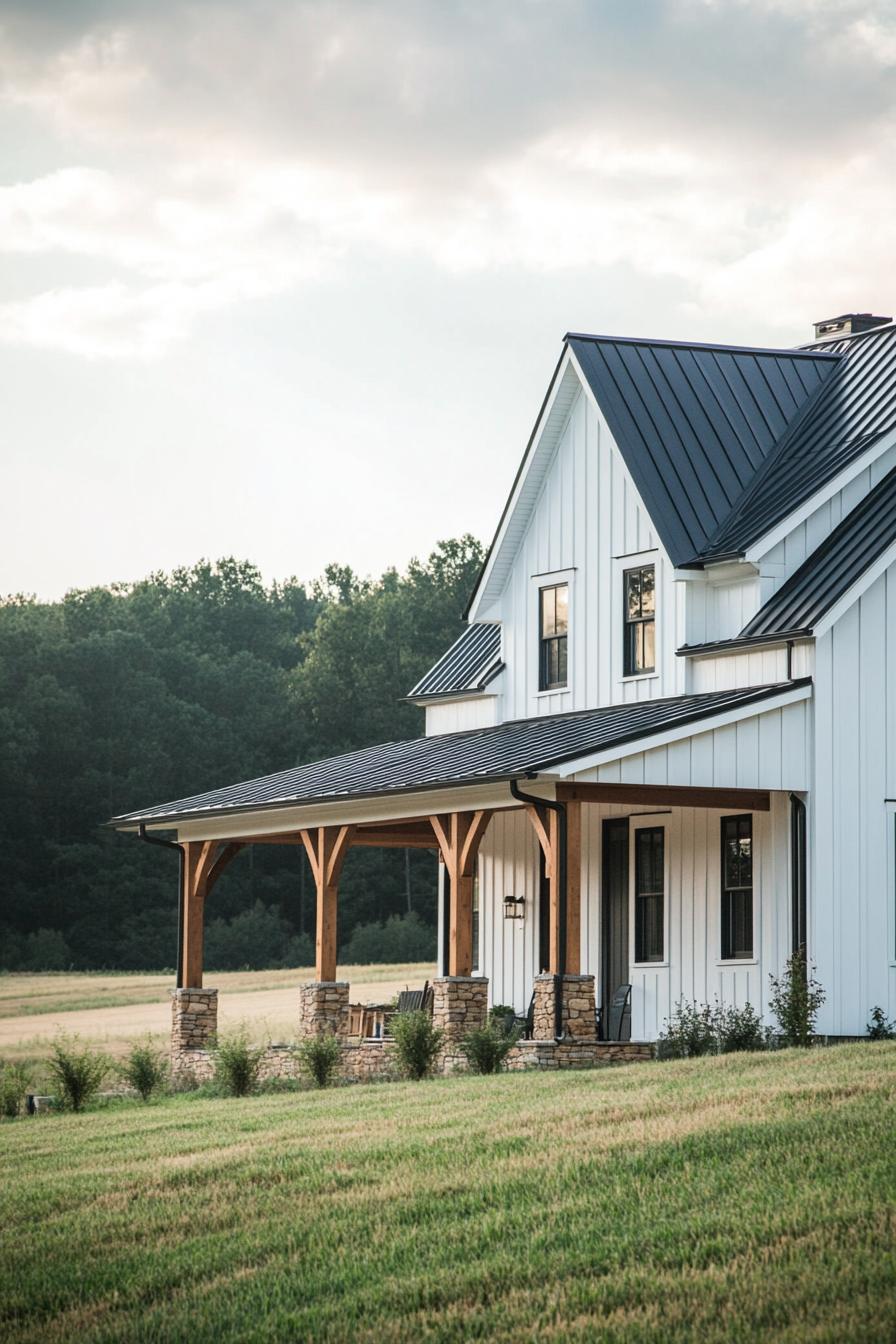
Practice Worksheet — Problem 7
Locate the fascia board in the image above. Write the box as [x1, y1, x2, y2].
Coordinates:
[812, 537, 896, 640]
[467, 348, 579, 621]
[566, 343, 673, 569]
[547, 683, 813, 778]
[745, 426, 896, 565]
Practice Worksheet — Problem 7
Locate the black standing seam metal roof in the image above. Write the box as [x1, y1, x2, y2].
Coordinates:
[700, 323, 896, 561]
[739, 464, 896, 639]
[406, 622, 503, 699]
[110, 682, 807, 826]
[567, 334, 835, 568]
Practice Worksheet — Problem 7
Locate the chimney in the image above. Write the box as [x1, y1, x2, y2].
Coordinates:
[813, 312, 892, 341]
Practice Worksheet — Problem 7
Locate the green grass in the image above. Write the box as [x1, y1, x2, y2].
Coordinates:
[1, 1044, 895, 1343]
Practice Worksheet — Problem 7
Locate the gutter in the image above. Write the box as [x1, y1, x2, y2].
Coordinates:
[510, 777, 567, 1042]
[676, 629, 812, 658]
[139, 823, 185, 990]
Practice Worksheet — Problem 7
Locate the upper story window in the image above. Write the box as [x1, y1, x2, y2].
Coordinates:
[721, 815, 753, 960]
[623, 565, 655, 676]
[539, 583, 568, 690]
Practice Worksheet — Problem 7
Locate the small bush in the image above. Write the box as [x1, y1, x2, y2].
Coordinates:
[769, 950, 826, 1047]
[212, 1030, 264, 1097]
[461, 1021, 520, 1074]
[47, 1036, 109, 1112]
[867, 1006, 896, 1040]
[390, 1010, 443, 1080]
[658, 1000, 717, 1059]
[297, 1033, 342, 1088]
[0, 1062, 32, 1118]
[713, 1001, 765, 1054]
[489, 1005, 518, 1036]
[119, 1039, 168, 1101]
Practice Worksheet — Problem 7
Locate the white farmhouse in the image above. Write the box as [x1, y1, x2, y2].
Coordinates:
[114, 310, 896, 1069]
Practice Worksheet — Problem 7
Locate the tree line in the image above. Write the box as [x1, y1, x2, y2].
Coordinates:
[0, 537, 484, 972]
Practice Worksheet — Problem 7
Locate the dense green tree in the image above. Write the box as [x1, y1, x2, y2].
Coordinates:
[0, 539, 483, 970]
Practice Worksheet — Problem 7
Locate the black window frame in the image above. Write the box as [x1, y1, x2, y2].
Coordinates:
[538, 582, 569, 691]
[634, 826, 665, 964]
[720, 814, 753, 961]
[623, 564, 656, 677]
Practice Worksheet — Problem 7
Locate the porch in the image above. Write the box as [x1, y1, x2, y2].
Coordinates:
[112, 679, 811, 1077]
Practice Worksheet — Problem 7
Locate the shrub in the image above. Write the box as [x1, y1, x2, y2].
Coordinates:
[390, 1010, 443, 1080]
[46, 1036, 109, 1112]
[297, 1033, 342, 1088]
[658, 1000, 717, 1059]
[0, 1062, 31, 1118]
[489, 1005, 518, 1036]
[339, 911, 437, 965]
[461, 1021, 520, 1074]
[769, 950, 826, 1047]
[712, 1001, 765, 1054]
[119, 1039, 168, 1101]
[867, 1006, 896, 1040]
[212, 1030, 264, 1097]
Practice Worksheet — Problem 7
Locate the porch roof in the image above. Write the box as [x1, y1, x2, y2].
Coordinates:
[110, 681, 806, 828]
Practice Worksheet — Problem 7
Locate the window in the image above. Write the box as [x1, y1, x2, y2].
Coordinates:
[721, 815, 753, 960]
[623, 565, 655, 676]
[539, 583, 568, 690]
[471, 876, 480, 974]
[634, 827, 664, 962]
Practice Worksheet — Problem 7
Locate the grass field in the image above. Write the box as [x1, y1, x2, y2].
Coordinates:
[0, 964, 435, 1063]
[1, 1044, 894, 1343]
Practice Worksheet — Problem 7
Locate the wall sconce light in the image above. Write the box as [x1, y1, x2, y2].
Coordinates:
[503, 895, 526, 920]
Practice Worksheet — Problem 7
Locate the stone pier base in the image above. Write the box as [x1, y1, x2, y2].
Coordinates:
[170, 987, 217, 1081]
[297, 981, 350, 1038]
[533, 974, 597, 1041]
[432, 976, 489, 1072]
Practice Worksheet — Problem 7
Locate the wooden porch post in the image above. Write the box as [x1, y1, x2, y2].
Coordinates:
[180, 840, 244, 987]
[522, 800, 581, 974]
[299, 826, 355, 981]
[429, 811, 492, 976]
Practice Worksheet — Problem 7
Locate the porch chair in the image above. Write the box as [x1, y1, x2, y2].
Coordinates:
[513, 992, 536, 1040]
[596, 983, 632, 1042]
[395, 979, 432, 1015]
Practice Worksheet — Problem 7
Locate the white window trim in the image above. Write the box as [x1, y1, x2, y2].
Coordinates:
[630, 818, 670, 969]
[716, 813, 757, 965]
[615, 549, 660, 685]
[530, 567, 575, 700]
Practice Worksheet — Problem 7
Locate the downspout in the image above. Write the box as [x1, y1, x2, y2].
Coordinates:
[510, 777, 567, 1042]
[139, 824, 185, 990]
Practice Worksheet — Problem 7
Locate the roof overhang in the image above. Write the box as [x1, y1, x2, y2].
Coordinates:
[114, 681, 812, 842]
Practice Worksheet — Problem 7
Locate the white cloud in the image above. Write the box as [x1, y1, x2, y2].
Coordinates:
[0, 0, 892, 357]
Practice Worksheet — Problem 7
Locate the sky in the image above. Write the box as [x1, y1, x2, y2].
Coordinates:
[1, 0, 894, 599]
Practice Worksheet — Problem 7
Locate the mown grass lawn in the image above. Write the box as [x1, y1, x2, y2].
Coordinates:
[1, 1044, 895, 1343]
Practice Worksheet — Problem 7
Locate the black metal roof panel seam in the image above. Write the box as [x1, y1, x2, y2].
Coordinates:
[406, 622, 503, 699]
[740, 464, 896, 638]
[111, 681, 809, 825]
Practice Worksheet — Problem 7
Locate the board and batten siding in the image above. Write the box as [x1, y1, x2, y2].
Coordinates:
[490, 384, 689, 721]
[812, 559, 896, 1035]
[424, 695, 500, 736]
[471, 794, 793, 1037]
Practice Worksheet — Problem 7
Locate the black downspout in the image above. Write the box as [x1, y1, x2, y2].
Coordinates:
[510, 778, 567, 1041]
[139, 824, 185, 990]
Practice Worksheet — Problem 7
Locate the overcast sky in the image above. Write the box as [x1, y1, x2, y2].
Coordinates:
[2, 0, 894, 598]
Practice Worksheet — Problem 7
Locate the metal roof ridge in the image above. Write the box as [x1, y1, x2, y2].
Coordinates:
[565, 332, 840, 360]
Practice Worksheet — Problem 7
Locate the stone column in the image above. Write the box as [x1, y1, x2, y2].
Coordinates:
[532, 973, 597, 1041]
[432, 975, 488, 1072]
[297, 981, 350, 1038]
[170, 987, 217, 1080]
